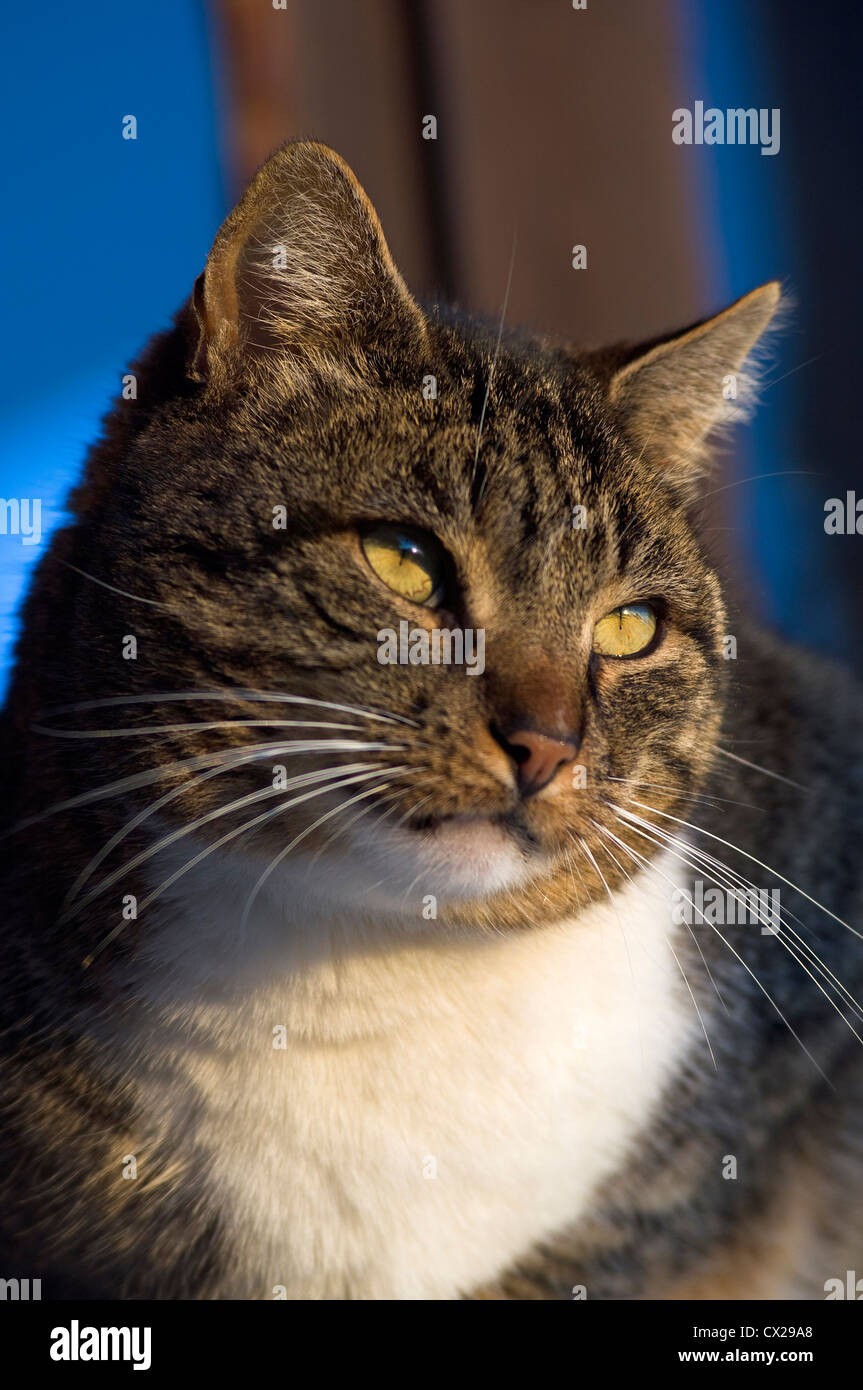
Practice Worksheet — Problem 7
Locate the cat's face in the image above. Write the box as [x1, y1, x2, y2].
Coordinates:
[59, 143, 778, 930]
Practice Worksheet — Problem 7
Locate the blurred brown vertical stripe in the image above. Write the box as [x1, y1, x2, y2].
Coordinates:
[426, 0, 706, 342]
[210, 0, 438, 297]
[209, 0, 703, 343]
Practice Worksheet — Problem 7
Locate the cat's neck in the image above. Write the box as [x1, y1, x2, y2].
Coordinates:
[124, 837, 694, 1037]
[109, 844, 696, 1297]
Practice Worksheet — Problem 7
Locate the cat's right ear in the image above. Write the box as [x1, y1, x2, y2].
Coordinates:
[604, 282, 782, 493]
[189, 141, 427, 383]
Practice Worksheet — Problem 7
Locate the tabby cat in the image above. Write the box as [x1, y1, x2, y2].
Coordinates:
[1, 141, 861, 1300]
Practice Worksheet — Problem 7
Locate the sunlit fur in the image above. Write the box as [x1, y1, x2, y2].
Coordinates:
[1, 143, 861, 1299]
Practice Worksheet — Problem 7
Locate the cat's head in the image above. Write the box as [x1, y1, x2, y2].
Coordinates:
[47, 142, 780, 932]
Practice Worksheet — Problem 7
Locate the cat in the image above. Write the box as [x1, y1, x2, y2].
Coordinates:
[1, 140, 861, 1300]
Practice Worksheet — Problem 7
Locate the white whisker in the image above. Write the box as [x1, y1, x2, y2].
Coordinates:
[605, 775, 764, 812]
[63, 761, 387, 925]
[615, 802, 863, 1030]
[716, 746, 810, 793]
[472, 226, 518, 499]
[631, 806, 863, 1018]
[625, 799, 863, 942]
[32, 719, 367, 740]
[238, 770, 410, 931]
[4, 737, 399, 838]
[39, 688, 419, 728]
[81, 767, 396, 967]
[593, 819, 728, 1015]
[63, 739, 400, 908]
[602, 815, 831, 1084]
[591, 823, 717, 1068]
[59, 560, 177, 611]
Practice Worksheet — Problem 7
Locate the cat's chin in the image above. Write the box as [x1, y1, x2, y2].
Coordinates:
[324, 812, 546, 906]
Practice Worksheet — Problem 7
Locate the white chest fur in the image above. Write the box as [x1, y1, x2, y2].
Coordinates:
[124, 850, 694, 1299]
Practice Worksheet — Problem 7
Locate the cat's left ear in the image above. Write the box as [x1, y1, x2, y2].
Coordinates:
[606, 282, 781, 489]
[189, 140, 427, 382]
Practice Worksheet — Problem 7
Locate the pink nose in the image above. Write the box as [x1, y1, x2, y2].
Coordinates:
[493, 726, 578, 798]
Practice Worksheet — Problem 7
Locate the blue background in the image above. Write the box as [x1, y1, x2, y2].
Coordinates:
[1, 1, 857, 694]
[0, 2, 226, 693]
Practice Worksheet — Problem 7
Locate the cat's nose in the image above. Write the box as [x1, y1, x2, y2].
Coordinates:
[491, 724, 579, 799]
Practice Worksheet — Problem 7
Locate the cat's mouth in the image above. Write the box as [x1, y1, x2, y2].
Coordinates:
[319, 791, 561, 906]
[408, 809, 542, 853]
[349, 806, 554, 903]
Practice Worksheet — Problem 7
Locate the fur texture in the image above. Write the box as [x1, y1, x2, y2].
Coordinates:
[1, 142, 861, 1299]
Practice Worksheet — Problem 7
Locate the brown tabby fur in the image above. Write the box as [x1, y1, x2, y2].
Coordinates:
[1, 143, 861, 1298]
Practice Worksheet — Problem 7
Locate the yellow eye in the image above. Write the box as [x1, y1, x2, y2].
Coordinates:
[360, 524, 446, 607]
[592, 603, 658, 657]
